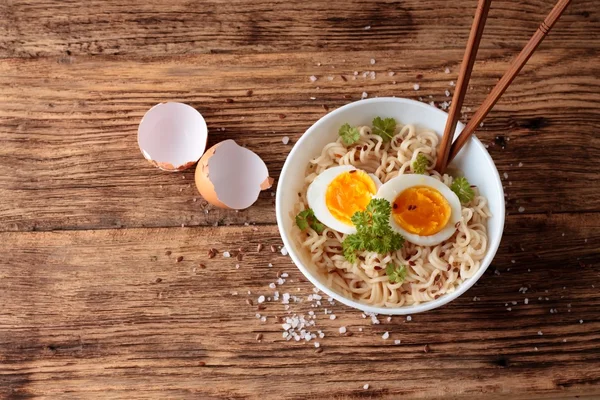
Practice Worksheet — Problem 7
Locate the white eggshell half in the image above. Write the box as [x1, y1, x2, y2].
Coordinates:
[375, 174, 462, 246]
[206, 140, 271, 210]
[307, 165, 382, 235]
[138, 102, 208, 171]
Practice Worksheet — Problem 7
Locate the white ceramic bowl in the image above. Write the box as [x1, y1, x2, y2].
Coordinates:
[276, 97, 505, 315]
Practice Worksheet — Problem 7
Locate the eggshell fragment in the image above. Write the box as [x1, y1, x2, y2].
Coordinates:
[138, 102, 208, 171]
[195, 140, 273, 209]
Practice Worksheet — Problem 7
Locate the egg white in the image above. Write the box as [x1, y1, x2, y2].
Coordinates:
[307, 165, 382, 234]
[375, 174, 462, 246]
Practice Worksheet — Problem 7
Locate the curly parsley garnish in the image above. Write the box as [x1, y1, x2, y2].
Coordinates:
[386, 263, 407, 284]
[450, 176, 475, 204]
[342, 198, 405, 263]
[372, 117, 397, 142]
[338, 123, 360, 146]
[295, 209, 325, 234]
[412, 153, 429, 174]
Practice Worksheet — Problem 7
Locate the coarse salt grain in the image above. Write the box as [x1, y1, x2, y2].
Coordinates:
[257, 295, 265, 304]
[413, 83, 420, 91]
[394, 339, 401, 345]
[282, 136, 290, 145]
[444, 67, 450, 74]
[361, 92, 368, 99]
[518, 162, 523, 167]
[314, 342, 320, 348]
[309, 75, 317, 82]
[445, 90, 450, 97]
[364, 26, 371, 30]
[268, 263, 273, 268]
[330, 315, 336, 320]
[503, 172, 508, 179]
[339, 327, 347, 334]
[370, 58, 376, 65]
[580, 320, 584, 324]
[538, 331, 543, 335]
[406, 316, 412, 322]
[269, 283, 276, 289]
[518, 207, 525, 213]
[524, 298, 529, 304]
[223, 251, 231, 258]
[449, 81, 455, 86]
[363, 384, 369, 390]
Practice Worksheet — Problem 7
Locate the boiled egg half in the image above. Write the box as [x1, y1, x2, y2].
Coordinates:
[376, 174, 462, 246]
[307, 165, 382, 234]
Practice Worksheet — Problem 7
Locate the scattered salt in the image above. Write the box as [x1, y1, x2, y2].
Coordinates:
[363, 384, 369, 390]
[445, 90, 450, 97]
[282, 136, 290, 145]
[538, 331, 543, 335]
[309, 75, 317, 82]
[388, 71, 395, 76]
[223, 251, 231, 258]
[364, 26, 371, 30]
[518, 207, 525, 213]
[503, 172, 508, 179]
[370, 58, 376, 65]
[413, 83, 420, 91]
[257, 295, 265, 304]
[269, 283, 276, 289]
[382, 332, 390, 340]
[449, 81, 455, 86]
[339, 327, 347, 334]
[444, 67, 450, 74]
[268, 263, 273, 268]
[330, 315, 336, 320]
[314, 342, 320, 348]
[406, 316, 412, 322]
[524, 298, 529, 304]
[394, 339, 401, 345]
[580, 320, 584, 324]
[361, 92, 368, 99]
[518, 162, 523, 167]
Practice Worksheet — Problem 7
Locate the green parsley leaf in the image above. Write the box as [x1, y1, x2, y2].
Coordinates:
[372, 117, 397, 142]
[412, 153, 429, 174]
[338, 123, 360, 146]
[450, 176, 475, 204]
[342, 198, 405, 262]
[295, 209, 325, 234]
[385, 263, 407, 284]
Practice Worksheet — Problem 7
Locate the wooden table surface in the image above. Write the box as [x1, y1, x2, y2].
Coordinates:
[1, 1, 599, 399]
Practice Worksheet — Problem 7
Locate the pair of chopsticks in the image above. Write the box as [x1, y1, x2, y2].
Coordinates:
[435, 0, 572, 174]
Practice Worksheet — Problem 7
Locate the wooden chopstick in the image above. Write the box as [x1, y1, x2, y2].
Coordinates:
[446, 0, 573, 166]
[435, 0, 492, 174]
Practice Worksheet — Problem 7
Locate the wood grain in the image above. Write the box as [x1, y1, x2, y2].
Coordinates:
[1, 1, 599, 398]
[1, 49, 599, 231]
[1, 213, 598, 399]
[0, 0, 598, 58]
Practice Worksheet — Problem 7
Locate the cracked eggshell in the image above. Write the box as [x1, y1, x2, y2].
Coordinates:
[195, 140, 274, 209]
[138, 102, 208, 171]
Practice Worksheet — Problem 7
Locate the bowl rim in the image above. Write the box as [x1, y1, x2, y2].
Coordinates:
[275, 97, 505, 315]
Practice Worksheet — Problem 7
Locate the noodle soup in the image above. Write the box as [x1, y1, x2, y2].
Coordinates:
[276, 98, 504, 314]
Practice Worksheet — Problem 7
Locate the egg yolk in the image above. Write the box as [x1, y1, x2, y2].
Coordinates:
[392, 186, 451, 236]
[325, 170, 377, 226]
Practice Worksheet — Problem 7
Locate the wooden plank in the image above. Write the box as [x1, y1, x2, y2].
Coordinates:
[0, 0, 598, 58]
[0, 213, 598, 399]
[1, 50, 599, 231]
